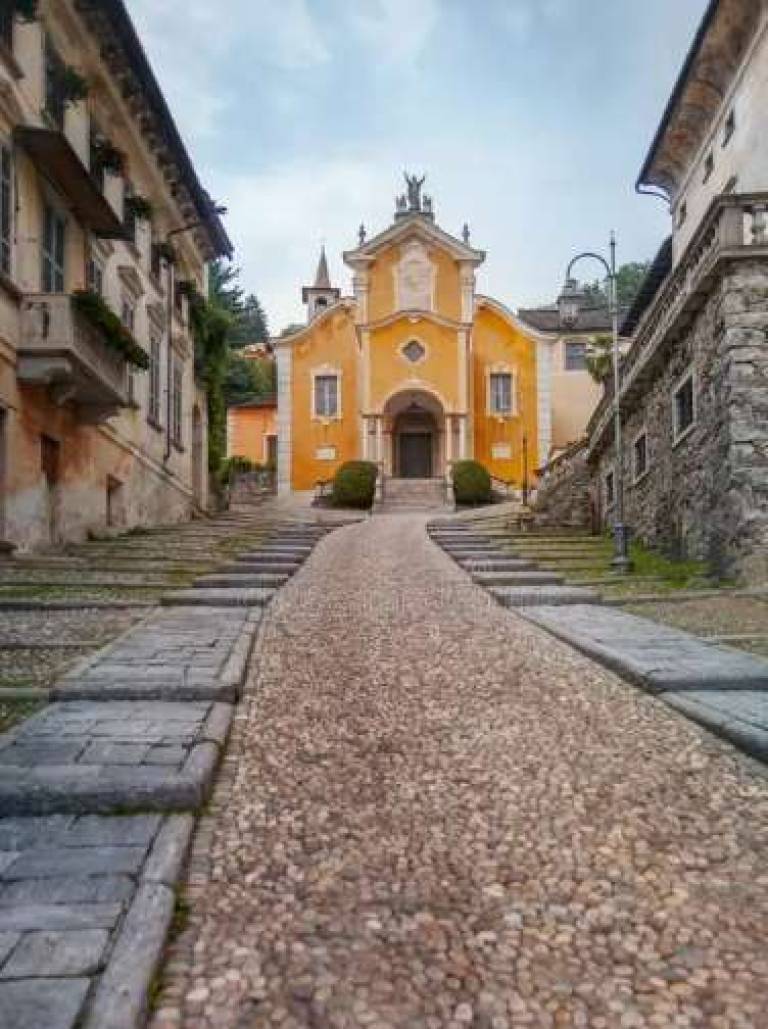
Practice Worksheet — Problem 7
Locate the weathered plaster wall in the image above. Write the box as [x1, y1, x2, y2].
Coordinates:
[472, 306, 538, 481]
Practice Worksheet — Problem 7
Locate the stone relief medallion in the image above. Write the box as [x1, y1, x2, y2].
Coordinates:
[397, 240, 434, 311]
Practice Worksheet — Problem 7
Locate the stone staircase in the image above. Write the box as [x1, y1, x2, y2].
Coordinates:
[376, 477, 449, 513]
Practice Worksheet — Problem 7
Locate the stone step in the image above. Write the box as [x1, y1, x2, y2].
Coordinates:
[161, 589, 274, 608]
[459, 558, 538, 572]
[473, 570, 563, 587]
[237, 553, 307, 565]
[444, 549, 510, 560]
[520, 604, 768, 693]
[225, 561, 299, 575]
[193, 573, 288, 589]
[477, 570, 564, 587]
[491, 586, 602, 608]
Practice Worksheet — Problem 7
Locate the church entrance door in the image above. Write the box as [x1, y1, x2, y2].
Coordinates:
[399, 432, 433, 478]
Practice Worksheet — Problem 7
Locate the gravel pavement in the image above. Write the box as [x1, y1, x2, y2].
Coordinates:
[152, 514, 768, 1029]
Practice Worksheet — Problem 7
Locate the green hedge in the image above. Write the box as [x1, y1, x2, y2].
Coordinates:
[332, 460, 378, 509]
[452, 459, 492, 505]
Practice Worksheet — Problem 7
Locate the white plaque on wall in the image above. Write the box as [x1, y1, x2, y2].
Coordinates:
[316, 446, 336, 460]
[491, 443, 512, 459]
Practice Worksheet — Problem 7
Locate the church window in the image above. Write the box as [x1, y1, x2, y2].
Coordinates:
[564, 339, 587, 371]
[402, 339, 425, 363]
[489, 372, 513, 415]
[314, 374, 339, 418]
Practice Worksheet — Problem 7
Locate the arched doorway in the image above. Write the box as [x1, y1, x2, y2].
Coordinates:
[383, 389, 445, 478]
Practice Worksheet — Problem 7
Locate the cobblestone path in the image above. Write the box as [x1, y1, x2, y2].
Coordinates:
[154, 515, 768, 1029]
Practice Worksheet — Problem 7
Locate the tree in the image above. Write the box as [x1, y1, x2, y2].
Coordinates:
[230, 294, 269, 349]
[279, 322, 304, 337]
[208, 261, 270, 348]
[579, 262, 649, 309]
[585, 335, 613, 384]
[615, 262, 649, 307]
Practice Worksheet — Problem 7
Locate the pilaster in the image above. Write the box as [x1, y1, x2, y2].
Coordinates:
[276, 344, 292, 494]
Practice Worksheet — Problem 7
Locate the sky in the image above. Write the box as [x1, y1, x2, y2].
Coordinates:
[125, 0, 707, 333]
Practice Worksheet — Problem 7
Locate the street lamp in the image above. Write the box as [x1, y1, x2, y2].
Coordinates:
[561, 232, 632, 572]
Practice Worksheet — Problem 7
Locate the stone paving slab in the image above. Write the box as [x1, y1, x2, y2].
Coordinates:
[0, 700, 232, 814]
[224, 561, 299, 575]
[0, 811, 194, 1029]
[160, 587, 274, 608]
[521, 604, 768, 693]
[491, 585, 602, 607]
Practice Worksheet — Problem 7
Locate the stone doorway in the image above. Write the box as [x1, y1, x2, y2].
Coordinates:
[383, 390, 444, 479]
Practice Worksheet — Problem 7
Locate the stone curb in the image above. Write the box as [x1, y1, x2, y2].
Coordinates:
[0, 600, 154, 611]
[664, 693, 768, 765]
[81, 881, 175, 1029]
[219, 609, 263, 696]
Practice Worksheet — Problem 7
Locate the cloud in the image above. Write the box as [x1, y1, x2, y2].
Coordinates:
[345, 0, 441, 65]
[493, 0, 569, 40]
[125, 0, 329, 142]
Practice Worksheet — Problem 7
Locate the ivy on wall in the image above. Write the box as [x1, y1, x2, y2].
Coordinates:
[189, 291, 232, 483]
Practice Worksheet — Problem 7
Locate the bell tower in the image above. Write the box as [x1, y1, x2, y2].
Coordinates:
[302, 246, 340, 322]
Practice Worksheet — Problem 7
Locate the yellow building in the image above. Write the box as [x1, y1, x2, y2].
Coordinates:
[276, 177, 576, 494]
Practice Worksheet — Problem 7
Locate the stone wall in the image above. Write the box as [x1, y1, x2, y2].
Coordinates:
[533, 442, 594, 529]
[591, 259, 768, 583]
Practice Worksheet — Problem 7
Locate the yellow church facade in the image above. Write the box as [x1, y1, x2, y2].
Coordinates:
[276, 179, 556, 494]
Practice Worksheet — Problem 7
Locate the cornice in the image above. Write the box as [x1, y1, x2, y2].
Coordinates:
[344, 213, 485, 269]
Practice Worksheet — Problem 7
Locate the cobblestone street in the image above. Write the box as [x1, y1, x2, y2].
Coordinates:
[154, 515, 768, 1029]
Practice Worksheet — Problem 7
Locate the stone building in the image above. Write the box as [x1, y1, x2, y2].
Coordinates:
[274, 177, 603, 494]
[0, 0, 231, 551]
[588, 0, 768, 582]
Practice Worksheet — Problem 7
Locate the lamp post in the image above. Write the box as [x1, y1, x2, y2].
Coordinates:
[560, 232, 632, 572]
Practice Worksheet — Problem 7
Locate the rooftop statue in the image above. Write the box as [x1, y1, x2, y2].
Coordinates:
[404, 172, 426, 211]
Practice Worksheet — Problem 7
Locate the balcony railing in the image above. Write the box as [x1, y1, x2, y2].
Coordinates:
[588, 191, 768, 450]
[17, 293, 130, 420]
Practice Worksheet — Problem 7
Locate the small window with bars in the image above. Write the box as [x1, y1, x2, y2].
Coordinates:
[604, 469, 615, 509]
[42, 205, 66, 293]
[0, 142, 12, 277]
[172, 359, 183, 445]
[633, 431, 648, 481]
[148, 337, 161, 425]
[673, 372, 695, 442]
[314, 374, 339, 418]
[489, 372, 513, 415]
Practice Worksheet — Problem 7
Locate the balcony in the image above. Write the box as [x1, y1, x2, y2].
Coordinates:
[588, 191, 768, 451]
[17, 294, 130, 420]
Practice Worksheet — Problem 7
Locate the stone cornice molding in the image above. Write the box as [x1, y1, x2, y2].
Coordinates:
[363, 309, 469, 333]
[273, 299, 356, 348]
[475, 295, 553, 345]
[344, 213, 485, 270]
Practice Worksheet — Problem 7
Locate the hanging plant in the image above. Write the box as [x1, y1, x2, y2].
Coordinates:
[59, 65, 89, 106]
[154, 240, 176, 265]
[125, 194, 153, 220]
[93, 138, 124, 176]
[176, 278, 199, 299]
[72, 290, 150, 370]
[13, 0, 38, 21]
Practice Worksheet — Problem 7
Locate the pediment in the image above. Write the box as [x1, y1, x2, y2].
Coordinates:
[344, 213, 485, 269]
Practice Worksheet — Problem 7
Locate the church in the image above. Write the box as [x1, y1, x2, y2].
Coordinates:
[275, 176, 600, 494]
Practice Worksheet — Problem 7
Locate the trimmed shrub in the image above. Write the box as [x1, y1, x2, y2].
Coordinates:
[452, 459, 492, 505]
[332, 460, 378, 509]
